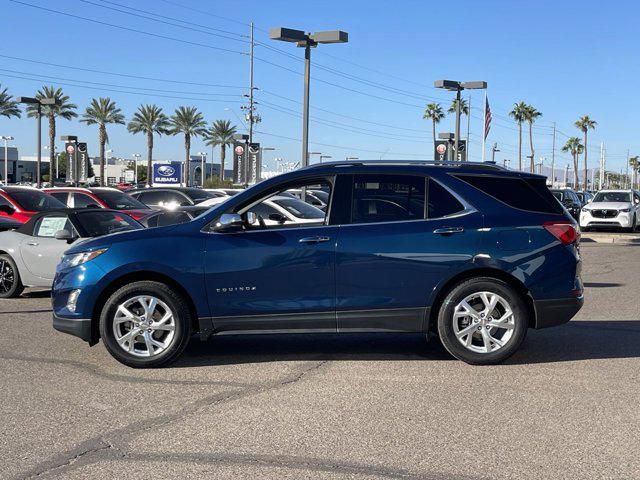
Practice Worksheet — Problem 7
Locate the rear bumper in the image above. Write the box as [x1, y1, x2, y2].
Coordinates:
[53, 313, 94, 344]
[532, 296, 584, 329]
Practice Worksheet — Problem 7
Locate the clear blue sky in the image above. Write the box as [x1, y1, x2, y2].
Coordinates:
[0, 0, 637, 173]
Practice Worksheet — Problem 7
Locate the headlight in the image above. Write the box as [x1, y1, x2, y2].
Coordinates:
[619, 208, 631, 213]
[60, 248, 108, 269]
[581, 207, 590, 213]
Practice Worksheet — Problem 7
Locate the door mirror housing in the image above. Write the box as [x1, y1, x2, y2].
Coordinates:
[268, 213, 288, 224]
[0, 204, 15, 215]
[54, 229, 73, 241]
[245, 211, 258, 225]
[214, 213, 244, 232]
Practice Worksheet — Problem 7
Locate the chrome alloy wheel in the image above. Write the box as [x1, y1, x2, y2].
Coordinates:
[452, 292, 515, 354]
[0, 259, 15, 294]
[112, 295, 176, 358]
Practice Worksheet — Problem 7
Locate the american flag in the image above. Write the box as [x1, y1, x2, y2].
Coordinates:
[484, 96, 492, 140]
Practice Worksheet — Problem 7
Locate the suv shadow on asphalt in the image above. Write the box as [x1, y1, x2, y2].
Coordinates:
[170, 320, 640, 367]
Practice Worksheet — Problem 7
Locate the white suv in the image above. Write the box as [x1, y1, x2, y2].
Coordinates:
[580, 190, 640, 232]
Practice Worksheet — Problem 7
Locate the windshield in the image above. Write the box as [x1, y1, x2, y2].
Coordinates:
[593, 192, 631, 203]
[11, 190, 66, 211]
[75, 211, 142, 237]
[184, 188, 216, 204]
[95, 190, 148, 210]
[271, 198, 325, 219]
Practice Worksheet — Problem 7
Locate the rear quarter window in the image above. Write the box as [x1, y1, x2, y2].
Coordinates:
[456, 175, 563, 214]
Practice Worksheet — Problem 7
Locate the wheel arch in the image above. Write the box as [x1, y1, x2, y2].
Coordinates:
[426, 267, 535, 334]
[89, 270, 200, 344]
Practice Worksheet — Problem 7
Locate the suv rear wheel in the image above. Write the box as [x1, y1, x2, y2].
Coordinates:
[437, 277, 528, 365]
[99, 281, 192, 368]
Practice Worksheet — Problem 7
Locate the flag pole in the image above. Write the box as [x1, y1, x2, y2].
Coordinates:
[481, 90, 487, 162]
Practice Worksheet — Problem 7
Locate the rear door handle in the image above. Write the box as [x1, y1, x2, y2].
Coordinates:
[299, 236, 331, 244]
[433, 227, 464, 235]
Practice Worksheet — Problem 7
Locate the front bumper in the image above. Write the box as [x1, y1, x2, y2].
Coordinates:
[532, 296, 584, 329]
[53, 313, 95, 344]
[580, 211, 632, 228]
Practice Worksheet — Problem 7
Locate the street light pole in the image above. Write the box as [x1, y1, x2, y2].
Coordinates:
[491, 143, 500, 163]
[132, 153, 141, 184]
[197, 151, 207, 186]
[270, 28, 348, 168]
[319, 155, 332, 163]
[1, 136, 13, 184]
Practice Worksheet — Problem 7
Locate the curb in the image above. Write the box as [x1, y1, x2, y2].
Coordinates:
[581, 234, 640, 245]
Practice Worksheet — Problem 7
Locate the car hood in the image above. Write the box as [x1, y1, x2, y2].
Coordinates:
[65, 224, 179, 254]
[587, 202, 632, 210]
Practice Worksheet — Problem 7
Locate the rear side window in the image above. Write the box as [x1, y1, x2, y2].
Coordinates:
[428, 179, 465, 218]
[351, 174, 425, 224]
[457, 175, 563, 214]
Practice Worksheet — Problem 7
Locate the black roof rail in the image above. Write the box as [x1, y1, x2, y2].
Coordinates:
[303, 160, 505, 171]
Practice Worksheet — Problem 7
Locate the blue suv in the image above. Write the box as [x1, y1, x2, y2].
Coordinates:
[52, 161, 583, 367]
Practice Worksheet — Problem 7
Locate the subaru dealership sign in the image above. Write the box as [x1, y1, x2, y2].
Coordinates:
[153, 163, 181, 185]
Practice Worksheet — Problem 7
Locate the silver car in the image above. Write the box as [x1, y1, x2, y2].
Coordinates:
[0, 209, 143, 298]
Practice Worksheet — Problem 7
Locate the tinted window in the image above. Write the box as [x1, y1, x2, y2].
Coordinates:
[48, 191, 70, 205]
[34, 215, 73, 237]
[428, 179, 465, 218]
[250, 202, 279, 219]
[72, 193, 101, 208]
[10, 191, 66, 211]
[156, 211, 191, 226]
[593, 192, 631, 203]
[311, 190, 329, 203]
[351, 174, 425, 224]
[75, 211, 142, 237]
[459, 176, 563, 214]
[271, 198, 325, 219]
[182, 188, 215, 204]
[94, 191, 148, 210]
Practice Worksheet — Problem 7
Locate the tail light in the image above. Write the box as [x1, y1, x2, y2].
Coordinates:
[543, 221, 579, 245]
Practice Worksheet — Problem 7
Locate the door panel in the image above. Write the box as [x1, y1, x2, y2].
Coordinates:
[204, 225, 338, 333]
[335, 214, 483, 332]
[19, 236, 67, 281]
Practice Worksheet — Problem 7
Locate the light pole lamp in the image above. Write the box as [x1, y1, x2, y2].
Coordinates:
[1, 135, 14, 184]
[319, 155, 332, 163]
[434, 80, 486, 161]
[491, 143, 500, 163]
[17, 97, 60, 187]
[308, 151, 322, 163]
[345, 156, 359, 161]
[270, 27, 348, 168]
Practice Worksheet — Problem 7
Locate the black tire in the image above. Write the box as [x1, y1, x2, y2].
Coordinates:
[99, 281, 192, 368]
[0, 254, 24, 299]
[437, 277, 528, 365]
[629, 215, 637, 233]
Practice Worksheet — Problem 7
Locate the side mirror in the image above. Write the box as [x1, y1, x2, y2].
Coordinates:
[0, 204, 15, 216]
[214, 213, 244, 232]
[245, 211, 258, 225]
[268, 213, 287, 224]
[54, 229, 73, 241]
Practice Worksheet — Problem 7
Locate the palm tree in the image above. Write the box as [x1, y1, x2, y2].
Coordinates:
[524, 105, 542, 172]
[26, 86, 77, 181]
[448, 98, 469, 116]
[575, 115, 597, 191]
[202, 120, 237, 180]
[169, 106, 206, 186]
[629, 156, 640, 190]
[423, 103, 445, 152]
[80, 98, 125, 186]
[127, 104, 170, 187]
[562, 137, 584, 189]
[0, 85, 21, 119]
[509, 102, 528, 171]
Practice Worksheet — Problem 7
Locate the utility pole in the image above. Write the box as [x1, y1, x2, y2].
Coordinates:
[551, 122, 556, 188]
[466, 95, 471, 159]
[564, 164, 569, 187]
[625, 149, 630, 189]
[491, 142, 499, 162]
[599, 142, 605, 190]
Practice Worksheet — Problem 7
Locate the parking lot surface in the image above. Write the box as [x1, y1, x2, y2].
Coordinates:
[1, 243, 639, 480]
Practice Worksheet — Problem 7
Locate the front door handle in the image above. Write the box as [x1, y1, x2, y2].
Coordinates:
[433, 227, 464, 235]
[27, 242, 39, 246]
[299, 236, 331, 244]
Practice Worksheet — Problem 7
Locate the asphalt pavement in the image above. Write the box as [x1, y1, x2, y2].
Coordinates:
[0, 243, 639, 479]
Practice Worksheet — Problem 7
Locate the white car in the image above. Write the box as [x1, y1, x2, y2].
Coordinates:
[580, 190, 640, 232]
[198, 194, 325, 226]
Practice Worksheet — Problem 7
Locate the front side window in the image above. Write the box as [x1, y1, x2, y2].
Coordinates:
[270, 197, 325, 219]
[10, 191, 66, 211]
[95, 191, 148, 210]
[34, 215, 74, 237]
[48, 191, 70, 205]
[72, 193, 101, 208]
[351, 174, 425, 224]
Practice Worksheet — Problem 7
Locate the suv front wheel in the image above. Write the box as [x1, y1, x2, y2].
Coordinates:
[99, 281, 192, 368]
[437, 277, 528, 365]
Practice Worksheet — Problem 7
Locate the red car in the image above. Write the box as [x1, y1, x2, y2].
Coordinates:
[0, 186, 67, 223]
[43, 187, 154, 221]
